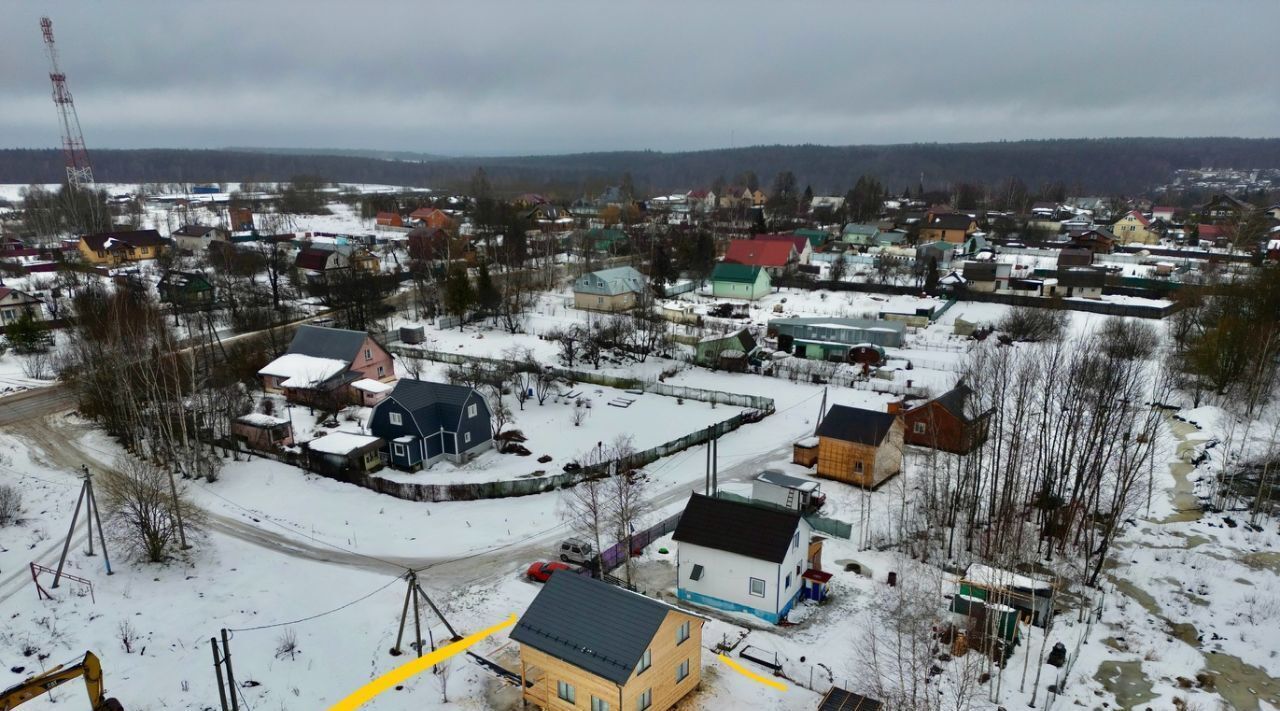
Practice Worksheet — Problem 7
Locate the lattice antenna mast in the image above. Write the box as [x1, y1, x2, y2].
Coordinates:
[41, 17, 95, 188]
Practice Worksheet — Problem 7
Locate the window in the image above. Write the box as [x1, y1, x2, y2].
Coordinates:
[677, 620, 690, 645]
[468, 404, 478, 418]
[637, 688, 652, 711]
[914, 422, 927, 434]
[676, 658, 690, 683]
[365, 348, 373, 361]
[592, 697, 610, 711]
[464, 432, 472, 444]
[597, 296, 604, 305]
[792, 531, 799, 549]
[557, 680, 576, 704]
[377, 365, 385, 377]
[785, 574, 793, 588]
[389, 412, 402, 426]
[749, 577, 765, 597]
[854, 461, 864, 473]
[689, 564, 704, 581]
[796, 563, 802, 577]
[637, 648, 651, 674]
[393, 443, 406, 457]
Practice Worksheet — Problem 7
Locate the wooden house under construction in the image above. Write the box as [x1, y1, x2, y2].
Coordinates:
[811, 405, 903, 488]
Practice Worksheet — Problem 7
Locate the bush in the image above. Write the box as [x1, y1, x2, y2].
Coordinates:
[0, 484, 21, 525]
[1098, 317, 1160, 360]
[998, 305, 1070, 342]
[99, 458, 203, 562]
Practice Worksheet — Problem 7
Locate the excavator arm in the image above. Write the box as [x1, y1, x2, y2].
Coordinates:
[0, 651, 122, 711]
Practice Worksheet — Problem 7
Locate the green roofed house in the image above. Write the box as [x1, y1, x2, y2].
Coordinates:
[710, 262, 771, 300]
[586, 227, 628, 254]
[841, 223, 881, 246]
[573, 266, 648, 312]
[793, 228, 831, 249]
[695, 327, 757, 370]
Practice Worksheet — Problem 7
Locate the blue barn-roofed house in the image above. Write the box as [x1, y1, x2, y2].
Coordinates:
[367, 379, 493, 471]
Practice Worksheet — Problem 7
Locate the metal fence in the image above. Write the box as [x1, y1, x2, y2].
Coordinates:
[598, 511, 683, 572]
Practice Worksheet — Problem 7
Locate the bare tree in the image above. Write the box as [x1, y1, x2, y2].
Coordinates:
[535, 368, 557, 406]
[99, 457, 204, 563]
[561, 466, 611, 577]
[0, 484, 22, 526]
[604, 435, 648, 585]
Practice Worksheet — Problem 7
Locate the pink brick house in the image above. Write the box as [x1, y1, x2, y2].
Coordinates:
[258, 325, 396, 406]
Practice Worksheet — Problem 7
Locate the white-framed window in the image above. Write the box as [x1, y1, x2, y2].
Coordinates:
[393, 443, 406, 457]
[364, 348, 373, 361]
[377, 365, 385, 377]
[637, 688, 652, 711]
[914, 422, 927, 434]
[792, 531, 799, 549]
[677, 620, 690, 645]
[557, 680, 575, 704]
[676, 658, 690, 683]
[464, 432, 472, 444]
[467, 404, 478, 418]
[796, 563, 802, 577]
[591, 697, 610, 711]
[637, 648, 651, 674]
[749, 577, 765, 597]
[389, 412, 402, 426]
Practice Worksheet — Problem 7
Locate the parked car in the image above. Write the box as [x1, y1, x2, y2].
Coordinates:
[557, 537, 595, 565]
[526, 561, 573, 583]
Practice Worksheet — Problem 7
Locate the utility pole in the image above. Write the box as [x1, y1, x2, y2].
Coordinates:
[221, 629, 239, 711]
[211, 638, 230, 711]
[53, 464, 111, 587]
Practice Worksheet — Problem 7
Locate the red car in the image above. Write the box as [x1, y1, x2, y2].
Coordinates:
[526, 561, 573, 583]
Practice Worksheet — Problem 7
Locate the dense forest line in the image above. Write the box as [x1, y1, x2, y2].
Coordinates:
[2, 137, 1279, 197]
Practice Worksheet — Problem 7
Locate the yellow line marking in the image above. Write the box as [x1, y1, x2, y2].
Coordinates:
[330, 614, 518, 710]
[717, 653, 788, 691]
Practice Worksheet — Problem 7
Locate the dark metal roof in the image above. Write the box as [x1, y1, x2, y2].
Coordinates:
[819, 687, 883, 711]
[286, 325, 367, 362]
[815, 405, 898, 446]
[510, 572, 673, 685]
[673, 493, 801, 564]
[927, 214, 978, 230]
[81, 229, 165, 252]
[384, 378, 476, 434]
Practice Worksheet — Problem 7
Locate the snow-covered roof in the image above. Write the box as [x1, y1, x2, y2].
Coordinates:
[964, 563, 1052, 592]
[235, 413, 289, 427]
[352, 378, 393, 393]
[795, 436, 819, 448]
[305, 431, 382, 455]
[258, 354, 350, 388]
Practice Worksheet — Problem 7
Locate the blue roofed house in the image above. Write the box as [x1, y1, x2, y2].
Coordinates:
[368, 379, 493, 471]
[572, 266, 648, 312]
[841, 223, 881, 246]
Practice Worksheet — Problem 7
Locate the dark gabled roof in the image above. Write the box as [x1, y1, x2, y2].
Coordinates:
[1056, 267, 1107, 288]
[510, 572, 674, 685]
[927, 214, 978, 231]
[673, 493, 801, 564]
[815, 405, 898, 446]
[384, 378, 477, 434]
[81, 229, 164, 252]
[915, 383, 990, 424]
[173, 224, 221, 237]
[286, 325, 367, 362]
[819, 687, 883, 711]
[157, 270, 213, 290]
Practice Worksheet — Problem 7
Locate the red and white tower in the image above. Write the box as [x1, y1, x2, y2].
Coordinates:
[40, 17, 95, 188]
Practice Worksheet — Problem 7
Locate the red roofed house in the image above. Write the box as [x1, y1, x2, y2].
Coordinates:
[1196, 223, 1228, 247]
[753, 233, 812, 265]
[375, 212, 403, 228]
[1111, 210, 1158, 245]
[409, 207, 456, 232]
[723, 239, 797, 277]
[1151, 206, 1177, 222]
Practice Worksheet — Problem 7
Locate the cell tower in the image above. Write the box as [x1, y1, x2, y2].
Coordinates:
[40, 16, 95, 188]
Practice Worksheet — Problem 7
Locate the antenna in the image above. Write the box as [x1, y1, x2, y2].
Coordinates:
[40, 17, 95, 188]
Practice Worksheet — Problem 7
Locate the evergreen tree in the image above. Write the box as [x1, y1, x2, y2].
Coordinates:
[443, 264, 474, 330]
[649, 244, 674, 289]
[4, 310, 51, 354]
[475, 261, 500, 315]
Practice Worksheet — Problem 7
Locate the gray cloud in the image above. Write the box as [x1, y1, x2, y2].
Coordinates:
[2, 0, 1277, 155]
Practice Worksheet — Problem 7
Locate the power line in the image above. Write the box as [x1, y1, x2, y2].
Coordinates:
[226, 575, 401, 633]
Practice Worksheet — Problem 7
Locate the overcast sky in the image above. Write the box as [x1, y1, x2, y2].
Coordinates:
[3, 1, 1277, 156]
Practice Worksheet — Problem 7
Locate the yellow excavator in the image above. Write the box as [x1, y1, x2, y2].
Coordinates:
[0, 651, 123, 710]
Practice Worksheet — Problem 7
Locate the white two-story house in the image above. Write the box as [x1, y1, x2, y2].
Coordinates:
[673, 493, 825, 624]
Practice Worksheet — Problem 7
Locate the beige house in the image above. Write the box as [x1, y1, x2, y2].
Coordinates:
[1110, 211, 1159, 244]
[572, 266, 647, 312]
[513, 572, 705, 711]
